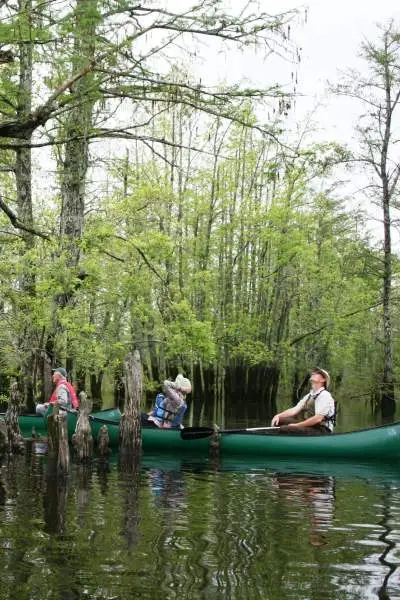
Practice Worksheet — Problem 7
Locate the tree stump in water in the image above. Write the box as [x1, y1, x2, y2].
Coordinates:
[5, 382, 25, 454]
[120, 349, 142, 465]
[97, 425, 111, 457]
[47, 404, 70, 475]
[0, 420, 7, 457]
[209, 425, 220, 458]
[72, 392, 93, 461]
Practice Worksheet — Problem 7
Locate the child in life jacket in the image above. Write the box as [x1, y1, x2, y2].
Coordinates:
[146, 374, 191, 429]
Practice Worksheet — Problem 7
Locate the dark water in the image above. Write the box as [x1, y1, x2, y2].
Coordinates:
[0, 446, 400, 600]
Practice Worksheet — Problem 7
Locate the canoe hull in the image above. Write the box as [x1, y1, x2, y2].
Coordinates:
[12, 410, 209, 454]
[70, 418, 400, 459]
[5, 409, 400, 460]
[0, 408, 122, 440]
[89, 417, 210, 453]
[218, 423, 400, 459]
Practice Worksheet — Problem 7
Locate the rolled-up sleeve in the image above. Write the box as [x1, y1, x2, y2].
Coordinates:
[315, 391, 334, 418]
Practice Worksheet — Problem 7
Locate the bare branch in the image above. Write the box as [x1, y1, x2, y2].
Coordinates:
[115, 235, 165, 283]
[290, 299, 384, 346]
[0, 195, 50, 240]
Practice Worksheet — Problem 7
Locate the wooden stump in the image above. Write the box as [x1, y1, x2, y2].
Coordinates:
[120, 349, 142, 466]
[0, 420, 7, 457]
[97, 425, 111, 457]
[5, 382, 25, 454]
[47, 404, 70, 475]
[72, 391, 93, 461]
[209, 425, 220, 459]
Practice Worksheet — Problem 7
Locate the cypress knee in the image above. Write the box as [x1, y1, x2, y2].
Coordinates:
[5, 382, 25, 454]
[47, 404, 70, 474]
[72, 391, 93, 460]
[97, 425, 111, 457]
[120, 350, 142, 461]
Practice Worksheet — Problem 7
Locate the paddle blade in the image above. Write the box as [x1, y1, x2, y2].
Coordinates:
[180, 427, 214, 440]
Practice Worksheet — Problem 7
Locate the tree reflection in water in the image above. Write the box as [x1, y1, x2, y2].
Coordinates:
[119, 453, 141, 549]
[377, 484, 398, 600]
[0, 449, 399, 599]
[43, 471, 69, 535]
[147, 467, 186, 512]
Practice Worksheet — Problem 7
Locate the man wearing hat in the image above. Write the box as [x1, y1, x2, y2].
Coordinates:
[35, 367, 79, 415]
[271, 367, 335, 434]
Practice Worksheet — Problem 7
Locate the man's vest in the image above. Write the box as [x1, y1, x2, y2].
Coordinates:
[49, 380, 79, 409]
[300, 390, 336, 430]
[151, 393, 187, 428]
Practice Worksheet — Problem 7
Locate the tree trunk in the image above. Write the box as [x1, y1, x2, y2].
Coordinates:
[47, 404, 70, 475]
[72, 391, 93, 460]
[16, 0, 36, 411]
[50, 0, 98, 369]
[5, 382, 25, 454]
[90, 372, 103, 411]
[380, 33, 396, 419]
[381, 183, 395, 418]
[97, 425, 111, 457]
[120, 350, 142, 463]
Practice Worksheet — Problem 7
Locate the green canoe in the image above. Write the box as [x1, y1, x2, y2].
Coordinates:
[87, 414, 211, 453]
[0, 408, 121, 439]
[4, 409, 400, 460]
[214, 422, 400, 459]
[0, 408, 210, 454]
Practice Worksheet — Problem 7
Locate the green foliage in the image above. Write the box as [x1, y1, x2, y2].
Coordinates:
[163, 300, 216, 364]
[0, 2, 396, 405]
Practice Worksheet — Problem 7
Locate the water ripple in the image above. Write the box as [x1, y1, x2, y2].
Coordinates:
[1, 454, 400, 598]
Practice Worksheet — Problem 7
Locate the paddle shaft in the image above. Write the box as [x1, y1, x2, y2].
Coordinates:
[239, 427, 279, 432]
[181, 426, 279, 440]
[60, 406, 119, 427]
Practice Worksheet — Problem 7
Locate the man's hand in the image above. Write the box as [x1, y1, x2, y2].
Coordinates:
[271, 415, 280, 426]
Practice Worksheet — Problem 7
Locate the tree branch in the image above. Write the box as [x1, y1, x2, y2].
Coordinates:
[0, 196, 50, 240]
[289, 299, 386, 346]
[115, 235, 166, 283]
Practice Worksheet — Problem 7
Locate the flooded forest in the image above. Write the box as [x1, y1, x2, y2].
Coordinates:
[0, 2, 399, 421]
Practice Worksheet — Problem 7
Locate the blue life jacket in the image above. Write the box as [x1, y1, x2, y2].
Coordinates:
[151, 393, 187, 428]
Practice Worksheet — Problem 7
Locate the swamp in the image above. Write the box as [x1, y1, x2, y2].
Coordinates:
[1, 401, 400, 600]
[1, 1, 400, 598]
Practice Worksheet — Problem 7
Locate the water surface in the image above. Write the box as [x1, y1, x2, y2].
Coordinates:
[0, 449, 399, 600]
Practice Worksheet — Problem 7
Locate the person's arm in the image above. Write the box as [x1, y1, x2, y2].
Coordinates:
[271, 401, 305, 426]
[162, 380, 182, 409]
[289, 392, 333, 428]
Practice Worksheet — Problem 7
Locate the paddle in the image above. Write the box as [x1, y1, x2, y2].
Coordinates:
[180, 426, 280, 441]
[60, 406, 119, 426]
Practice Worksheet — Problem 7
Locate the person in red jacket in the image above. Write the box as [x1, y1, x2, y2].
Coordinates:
[36, 367, 79, 415]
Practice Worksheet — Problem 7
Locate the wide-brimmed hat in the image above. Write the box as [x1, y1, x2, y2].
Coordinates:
[175, 373, 192, 394]
[53, 367, 67, 378]
[312, 367, 330, 388]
